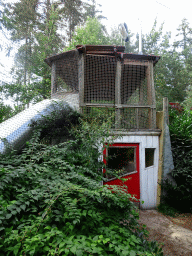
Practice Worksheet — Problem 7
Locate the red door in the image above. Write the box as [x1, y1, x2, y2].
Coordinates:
[103, 143, 140, 200]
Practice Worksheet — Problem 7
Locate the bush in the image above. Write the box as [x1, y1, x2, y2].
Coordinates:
[157, 202, 178, 217]
[161, 108, 192, 213]
[0, 107, 163, 255]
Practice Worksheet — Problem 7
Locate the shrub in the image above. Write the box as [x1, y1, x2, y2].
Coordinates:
[0, 106, 163, 255]
[161, 108, 192, 213]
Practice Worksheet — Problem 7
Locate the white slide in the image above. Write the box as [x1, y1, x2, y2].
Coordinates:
[0, 94, 79, 154]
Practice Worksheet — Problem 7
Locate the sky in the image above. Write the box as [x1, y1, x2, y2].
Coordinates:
[1, 0, 192, 106]
[98, 0, 192, 39]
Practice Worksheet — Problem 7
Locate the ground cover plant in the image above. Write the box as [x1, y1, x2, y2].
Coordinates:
[0, 103, 163, 255]
[159, 108, 192, 214]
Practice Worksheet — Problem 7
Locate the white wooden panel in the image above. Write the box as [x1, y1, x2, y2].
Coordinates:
[141, 167, 155, 209]
[148, 168, 154, 208]
[133, 136, 142, 144]
[138, 136, 147, 206]
[141, 167, 150, 209]
[149, 167, 156, 208]
[153, 166, 158, 206]
[120, 136, 128, 143]
[146, 135, 153, 148]
[152, 136, 158, 148]
[127, 136, 135, 143]
[140, 136, 159, 209]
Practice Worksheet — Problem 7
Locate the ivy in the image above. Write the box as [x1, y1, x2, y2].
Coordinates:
[0, 105, 163, 255]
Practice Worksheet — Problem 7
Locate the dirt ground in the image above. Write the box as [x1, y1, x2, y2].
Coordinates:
[138, 210, 192, 256]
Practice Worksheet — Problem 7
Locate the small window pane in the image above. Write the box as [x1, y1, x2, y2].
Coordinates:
[106, 147, 136, 180]
[145, 148, 155, 167]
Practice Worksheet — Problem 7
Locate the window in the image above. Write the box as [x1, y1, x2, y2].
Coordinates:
[145, 148, 155, 168]
[106, 147, 136, 180]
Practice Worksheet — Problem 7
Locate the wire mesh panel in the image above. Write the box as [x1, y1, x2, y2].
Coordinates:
[81, 106, 116, 128]
[120, 108, 137, 129]
[82, 56, 156, 129]
[52, 50, 79, 98]
[84, 55, 116, 104]
[121, 62, 148, 105]
[120, 108, 155, 130]
[138, 108, 151, 129]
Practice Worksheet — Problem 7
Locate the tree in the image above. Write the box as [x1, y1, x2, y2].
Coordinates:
[173, 18, 192, 95]
[137, 19, 191, 108]
[174, 18, 192, 62]
[154, 50, 189, 109]
[4, 0, 39, 85]
[59, 0, 84, 42]
[0, 101, 13, 123]
[1, 1, 107, 110]
[141, 19, 164, 55]
[83, 0, 106, 21]
[183, 85, 192, 110]
[1, 0, 64, 107]
[67, 17, 110, 49]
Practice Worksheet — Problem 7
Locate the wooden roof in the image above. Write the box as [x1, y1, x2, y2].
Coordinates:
[44, 45, 161, 66]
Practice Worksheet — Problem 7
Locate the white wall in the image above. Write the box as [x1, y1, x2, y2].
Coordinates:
[103, 135, 159, 209]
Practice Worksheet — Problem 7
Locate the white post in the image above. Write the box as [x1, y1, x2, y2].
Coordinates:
[138, 19, 143, 55]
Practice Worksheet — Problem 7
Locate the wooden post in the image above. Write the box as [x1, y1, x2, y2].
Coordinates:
[163, 97, 169, 126]
[156, 111, 164, 206]
[136, 108, 139, 129]
[51, 62, 57, 97]
[78, 54, 84, 114]
[151, 62, 156, 129]
[115, 61, 121, 129]
[138, 65, 145, 129]
[146, 61, 156, 129]
[156, 97, 169, 205]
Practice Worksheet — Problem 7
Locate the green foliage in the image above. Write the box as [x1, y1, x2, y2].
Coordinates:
[169, 108, 192, 139]
[173, 18, 192, 62]
[139, 18, 192, 109]
[30, 101, 81, 145]
[83, 0, 106, 21]
[67, 17, 110, 50]
[0, 101, 13, 123]
[142, 19, 164, 55]
[161, 109, 192, 213]
[157, 203, 178, 217]
[183, 86, 192, 111]
[2, 4, 192, 110]
[0, 110, 163, 255]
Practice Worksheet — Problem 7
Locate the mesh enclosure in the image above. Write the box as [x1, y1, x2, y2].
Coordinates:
[84, 55, 116, 104]
[121, 63, 148, 105]
[45, 45, 160, 130]
[82, 56, 156, 130]
[120, 108, 155, 129]
[52, 50, 79, 98]
[81, 106, 116, 129]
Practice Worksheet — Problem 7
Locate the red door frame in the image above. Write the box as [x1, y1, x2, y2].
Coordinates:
[103, 143, 140, 200]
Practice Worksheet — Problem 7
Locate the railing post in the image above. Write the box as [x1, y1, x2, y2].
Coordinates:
[115, 61, 121, 129]
[51, 62, 57, 97]
[163, 97, 169, 126]
[78, 54, 85, 114]
[147, 61, 156, 129]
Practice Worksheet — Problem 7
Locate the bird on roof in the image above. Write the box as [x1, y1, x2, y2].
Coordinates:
[118, 23, 129, 44]
[124, 23, 129, 42]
